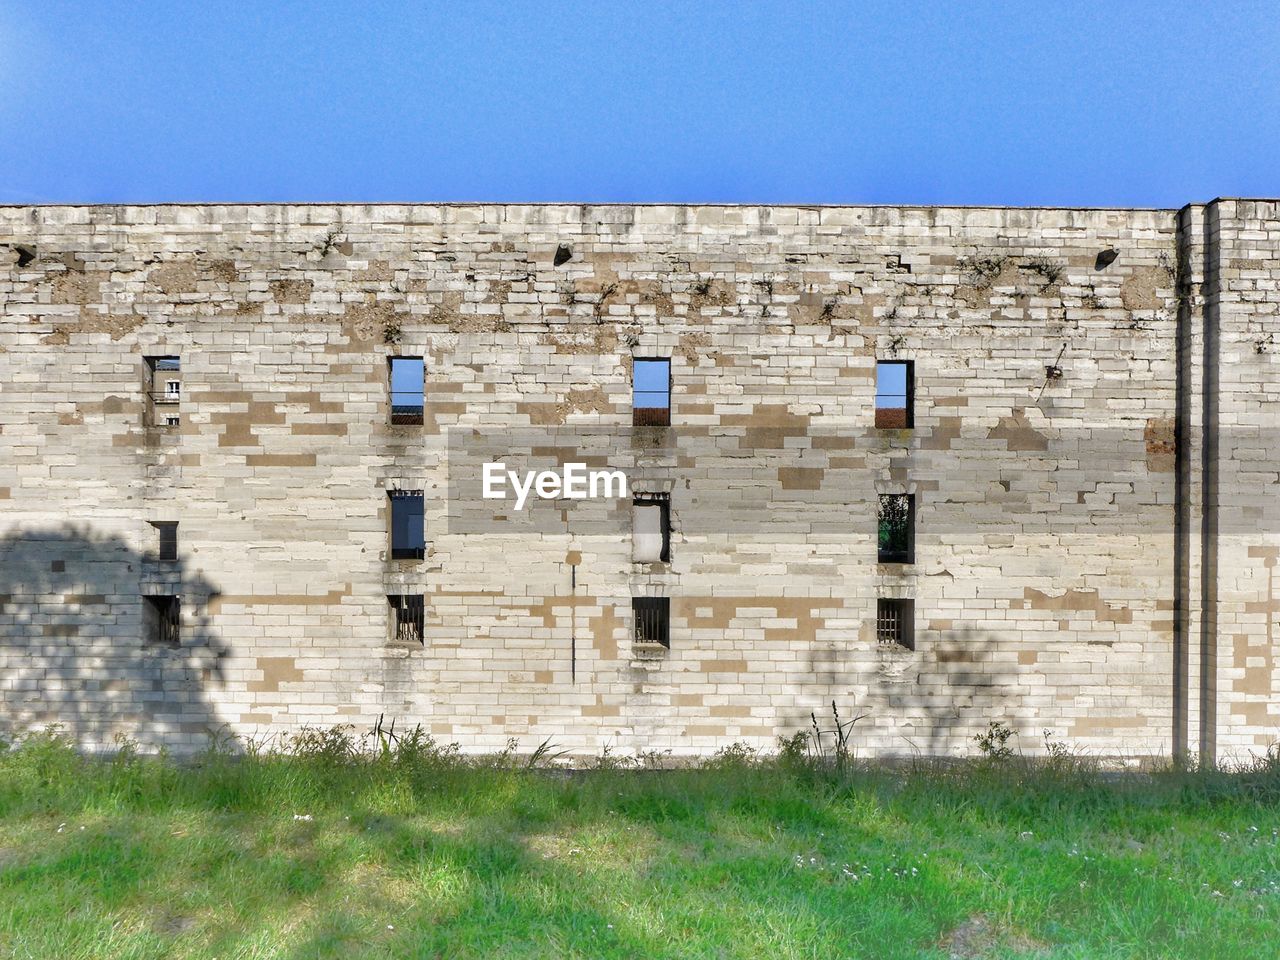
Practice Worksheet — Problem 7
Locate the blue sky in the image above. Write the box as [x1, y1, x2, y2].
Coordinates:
[1, 2, 1276, 207]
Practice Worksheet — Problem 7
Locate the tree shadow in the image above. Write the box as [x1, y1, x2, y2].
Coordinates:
[0, 524, 228, 752]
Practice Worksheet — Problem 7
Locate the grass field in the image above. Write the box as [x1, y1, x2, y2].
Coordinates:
[1, 727, 1278, 959]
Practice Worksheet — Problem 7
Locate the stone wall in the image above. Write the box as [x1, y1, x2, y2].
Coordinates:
[0, 201, 1272, 760]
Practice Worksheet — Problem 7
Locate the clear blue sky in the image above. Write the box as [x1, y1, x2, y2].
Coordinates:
[1, 2, 1277, 207]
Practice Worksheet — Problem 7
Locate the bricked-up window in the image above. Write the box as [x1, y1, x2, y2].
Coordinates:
[144, 595, 181, 647]
[145, 356, 181, 428]
[388, 594, 425, 645]
[633, 596, 670, 647]
[875, 360, 913, 429]
[389, 357, 424, 425]
[633, 493, 671, 563]
[389, 490, 425, 560]
[878, 494, 914, 564]
[876, 598, 914, 650]
[150, 521, 178, 562]
[633, 358, 671, 426]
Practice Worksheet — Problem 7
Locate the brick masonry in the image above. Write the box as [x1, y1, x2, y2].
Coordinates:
[0, 200, 1275, 760]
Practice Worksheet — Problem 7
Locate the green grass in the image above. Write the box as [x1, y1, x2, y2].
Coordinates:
[1, 730, 1278, 959]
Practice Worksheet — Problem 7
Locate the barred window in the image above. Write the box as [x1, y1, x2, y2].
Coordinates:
[388, 594, 425, 645]
[144, 595, 181, 647]
[876, 598, 914, 651]
[633, 596, 670, 647]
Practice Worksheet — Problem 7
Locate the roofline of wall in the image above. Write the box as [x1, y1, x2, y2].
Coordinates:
[0, 200, 1189, 212]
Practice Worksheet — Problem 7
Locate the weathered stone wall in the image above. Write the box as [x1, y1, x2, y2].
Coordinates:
[0, 201, 1270, 759]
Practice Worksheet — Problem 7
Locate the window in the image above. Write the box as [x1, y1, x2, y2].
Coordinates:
[633, 493, 671, 563]
[876, 598, 914, 650]
[875, 360, 913, 428]
[389, 490, 425, 560]
[150, 521, 178, 562]
[388, 594, 425, 645]
[633, 596, 670, 647]
[877, 494, 914, 564]
[144, 595, 181, 647]
[633, 358, 671, 426]
[145, 356, 181, 428]
[389, 356, 424, 425]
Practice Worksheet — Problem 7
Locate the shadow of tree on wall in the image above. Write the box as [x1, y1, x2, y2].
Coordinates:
[0, 525, 228, 752]
[788, 629, 1022, 759]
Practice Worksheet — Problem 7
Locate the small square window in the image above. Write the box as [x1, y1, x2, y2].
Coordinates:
[633, 596, 670, 648]
[633, 493, 671, 563]
[389, 490, 425, 560]
[144, 595, 181, 647]
[389, 357, 424, 425]
[875, 360, 913, 429]
[877, 494, 914, 564]
[150, 521, 178, 562]
[388, 594, 425, 645]
[633, 358, 671, 426]
[876, 598, 914, 651]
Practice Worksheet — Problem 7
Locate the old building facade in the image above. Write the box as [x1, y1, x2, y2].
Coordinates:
[1, 200, 1277, 760]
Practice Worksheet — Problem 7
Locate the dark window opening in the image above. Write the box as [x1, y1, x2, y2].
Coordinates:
[389, 490, 425, 560]
[877, 494, 914, 564]
[145, 356, 181, 428]
[389, 356, 425, 425]
[633, 596, 670, 648]
[633, 358, 671, 426]
[876, 598, 914, 651]
[633, 493, 671, 563]
[151, 521, 178, 562]
[875, 360, 913, 429]
[144, 595, 181, 647]
[388, 594, 425, 645]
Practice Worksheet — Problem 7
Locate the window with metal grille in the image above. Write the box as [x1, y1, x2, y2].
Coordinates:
[633, 358, 671, 426]
[389, 356, 424, 425]
[875, 360, 913, 429]
[389, 490, 425, 559]
[633, 596, 670, 647]
[633, 493, 671, 563]
[144, 595, 181, 647]
[388, 594, 425, 645]
[150, 521, 178, 562]
[876, 598, 914, 650]
[145, 356, 181, 429]
[877, 494, 914, 563]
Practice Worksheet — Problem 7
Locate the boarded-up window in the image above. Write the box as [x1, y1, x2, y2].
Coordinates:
[389, 490, 425, 560]
[633, 493, 670, 563]
[633, 596, 670, 647]
[875, 360, 913, 429]
[633, 358, 671, 426]
[389, 357, 424, 425]
[144, 595, 181, 647]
